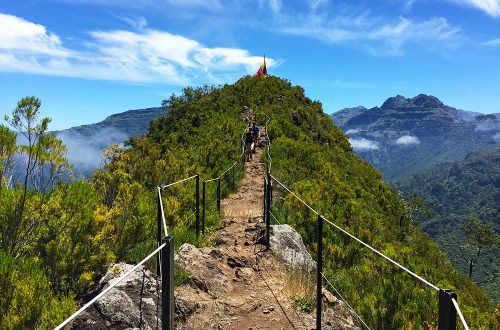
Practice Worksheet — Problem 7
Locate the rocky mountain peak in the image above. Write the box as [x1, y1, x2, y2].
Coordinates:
[380, 95, 410, 110]
[410, 94, 445, 109]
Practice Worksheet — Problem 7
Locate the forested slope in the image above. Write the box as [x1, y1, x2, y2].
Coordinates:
[1, 77, 498, 328]
[396, 149, 500, 302]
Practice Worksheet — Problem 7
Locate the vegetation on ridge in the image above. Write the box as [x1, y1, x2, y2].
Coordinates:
[0, 77, 498, 328]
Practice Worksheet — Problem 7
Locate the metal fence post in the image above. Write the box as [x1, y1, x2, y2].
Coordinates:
[202, 181, 206, 235]
[438, 289, 457, 330]
[157, 187, 162, 277]
[217, 177, 221, 213]
[195, 174, 200, 238]
[265, 173, 271, 250]
[161, 236, 174, 330]
[232, 166, 235, 190]
[316, 214, 324, 330]
[263, 176, 267, 224]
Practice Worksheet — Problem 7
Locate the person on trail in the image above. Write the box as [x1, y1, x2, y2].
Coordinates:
[251, 123, 260, 153]
[244, 127, 254, 162]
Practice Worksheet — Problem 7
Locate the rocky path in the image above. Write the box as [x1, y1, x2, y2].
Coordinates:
[175, 134, 315, 329]
[70, 131, 360, 330]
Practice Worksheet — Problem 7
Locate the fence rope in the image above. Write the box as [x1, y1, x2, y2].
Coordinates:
[321, 273, 372, 330]
[179, 210, 197, 226]
[452, 298, 470, 330]
[157, 187, 168, 237]
[160, 175, 197, 189]
[269, 211, 283, 225]
[55, 243, 166, 330]
[321, 216, 439, 292]
[270, 175, 319, 216]
[269, 172, 439, 292]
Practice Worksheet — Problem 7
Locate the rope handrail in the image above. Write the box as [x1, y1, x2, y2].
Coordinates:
[452, 298, 470, 330]
[180, 210, 197, 225]
[269, 174, 440, 292]
[157, 187, 168, 236]
[270, 174, 319, 216]
[160, 175, 197, 189]
[219, 161, 238, 177]
[321, 216, 439, 291]
[321, 272, 372, 330]
[269, 211, 283, 225]
[55, 243, 167, 330]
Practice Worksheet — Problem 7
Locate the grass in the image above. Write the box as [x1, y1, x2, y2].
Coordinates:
[174, 265, 191, 287]
[283, 263, 316, 314]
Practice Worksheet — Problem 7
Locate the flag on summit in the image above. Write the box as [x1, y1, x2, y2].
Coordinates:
[256, 56, 267, 77]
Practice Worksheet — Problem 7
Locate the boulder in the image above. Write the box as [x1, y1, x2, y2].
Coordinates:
[269, 224, 316, 270]
[68, 263, 195, 329]
[69, 263, 161, 329]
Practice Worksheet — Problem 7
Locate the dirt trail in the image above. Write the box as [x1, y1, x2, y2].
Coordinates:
[176, 131, 314, 329]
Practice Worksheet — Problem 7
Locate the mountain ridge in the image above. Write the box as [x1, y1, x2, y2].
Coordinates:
[53, 107, 164, 175]
[330, 94, 500, 180]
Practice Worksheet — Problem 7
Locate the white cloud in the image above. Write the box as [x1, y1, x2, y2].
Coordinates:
[0, 13, 279, 84]
[395, 135, 420, 145]
[113, 14, 148, 29]
[0, 13, 69, 56]
[494, 133, 500, 141]
[279, 8, 461, 56]
[483, 38, 500, 46]
[449, 0, 500, 17]
[349, 137, 379, 150]
[475, 121, 500, 131]
[345, 128, 361, 135]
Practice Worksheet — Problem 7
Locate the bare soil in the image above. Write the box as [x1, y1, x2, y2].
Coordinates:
[176, 132, 315, 329]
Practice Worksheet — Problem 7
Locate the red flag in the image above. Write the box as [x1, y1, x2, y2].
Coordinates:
[256, 55, 267, 77]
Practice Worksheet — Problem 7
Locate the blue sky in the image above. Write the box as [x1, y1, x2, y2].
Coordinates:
[1, 0, 499, 130]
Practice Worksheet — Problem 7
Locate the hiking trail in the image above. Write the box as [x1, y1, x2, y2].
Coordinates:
[175, 130, 317, 329]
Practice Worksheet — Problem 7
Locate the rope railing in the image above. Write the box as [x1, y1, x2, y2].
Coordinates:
[321, 272, 372, 330]
[157, 187, 168, 236]
[452, 298, 470, 330]
[262, 113, 468, 329]
[55, 242, 167, 330]
[160, 174, 198, 189]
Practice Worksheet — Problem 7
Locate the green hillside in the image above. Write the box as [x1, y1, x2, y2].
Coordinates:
[0, 78, 498, 328]
[396, 149, 500, 302]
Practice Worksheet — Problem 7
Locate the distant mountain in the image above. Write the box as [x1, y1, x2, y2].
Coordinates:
[395, 149, 500, 302]
[330, 106, 366, 126]
[330, 94, 500, 180]
[54, 107, 164, 176]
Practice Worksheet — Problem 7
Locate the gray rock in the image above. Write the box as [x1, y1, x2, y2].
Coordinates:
[69, 263, 161, 330]
[269, 224, 316, 270]
[68, 263, 194, 329]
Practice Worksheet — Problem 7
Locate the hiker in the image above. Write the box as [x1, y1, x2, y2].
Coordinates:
[244, 127, 254, 162]
[251, 122, 260, 153]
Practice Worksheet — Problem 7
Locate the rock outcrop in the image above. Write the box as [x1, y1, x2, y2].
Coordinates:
[269, 224, 316, 270]
[70, 263, 162, 330]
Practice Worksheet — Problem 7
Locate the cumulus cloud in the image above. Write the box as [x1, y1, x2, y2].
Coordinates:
[0, 13, 280, 84]
[0, 14, 69, 56]
[494, 133, 500, 141]
[345, 128, 361, 135]
[395, 135, 420, 145]
[349, 137, 379, 150]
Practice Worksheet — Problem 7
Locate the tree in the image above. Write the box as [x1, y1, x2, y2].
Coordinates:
[0, 125, 17, 190]
[2, 96, 69, 257]
[460, 217, 499, 279]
